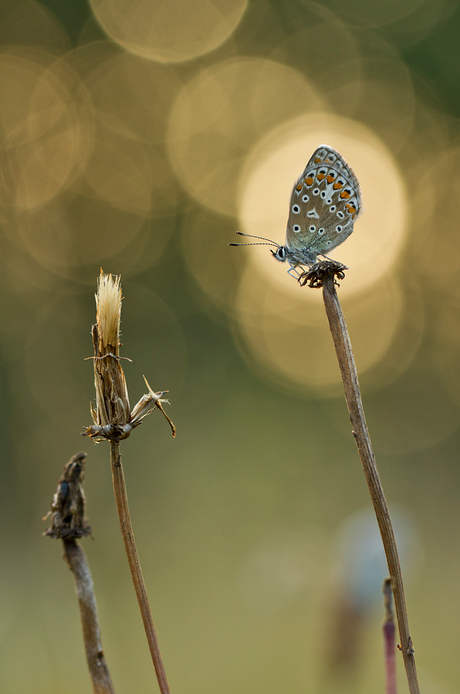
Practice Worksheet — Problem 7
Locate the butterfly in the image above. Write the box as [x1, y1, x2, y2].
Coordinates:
[230, 144, 362, 277]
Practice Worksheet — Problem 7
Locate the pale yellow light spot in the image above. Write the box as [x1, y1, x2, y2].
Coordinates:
[89, 0, 248, 63]
[166, 58, 324, 215]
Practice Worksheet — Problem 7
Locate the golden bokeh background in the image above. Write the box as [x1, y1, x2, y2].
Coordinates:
[1, 0, 460, 692]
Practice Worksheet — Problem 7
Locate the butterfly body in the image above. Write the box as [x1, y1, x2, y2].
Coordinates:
[231, 144, 362, 277]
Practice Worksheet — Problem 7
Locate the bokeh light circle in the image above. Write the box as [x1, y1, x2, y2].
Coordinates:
[0, 48, 88, 210]
[233, 268, 405, 395]
[80, 49, 182, 144]
[89, 0, 248, 63]
[166, 57, 324, 215]
[324, 0, 425, 28]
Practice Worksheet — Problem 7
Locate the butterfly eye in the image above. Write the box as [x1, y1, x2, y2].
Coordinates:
[292, 224, 301, 233]
[292, 204, 300, 214]
[336, 225, 343, 233]
[277, 248, 286, 259]
[309, 225, 316, 233]
[302, 194, 309, 202]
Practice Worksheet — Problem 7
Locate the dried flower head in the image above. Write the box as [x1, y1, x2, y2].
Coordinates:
[43, 452, 91, 539]
[83, 270, 175, 441]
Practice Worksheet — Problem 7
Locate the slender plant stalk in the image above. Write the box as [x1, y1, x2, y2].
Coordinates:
[83, 273, 174, 692]
[110, 441, 171, 694]
[383, 578, 397, 694]
[313, 266, 419, 694]
[64, 540, 116, 694]
[44, 452, 115, 693]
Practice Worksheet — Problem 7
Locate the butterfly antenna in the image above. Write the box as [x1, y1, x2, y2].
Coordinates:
[229, 231, 280, 248]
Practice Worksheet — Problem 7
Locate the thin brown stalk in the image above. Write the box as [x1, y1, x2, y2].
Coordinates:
[64, 540, 116, 694]
[44, 452, 115, 694]
[110, 440, 171, 694]
[82, 272, 174, 693]
[383, 578, 397, 694]
[301, 262, 420, 694]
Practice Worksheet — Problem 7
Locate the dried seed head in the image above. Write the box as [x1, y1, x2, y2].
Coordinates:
[89, 271, 131, 433]
[43, 452, 91, 539]
[96, 270, 122, 355]
[83, 271, 175, 442]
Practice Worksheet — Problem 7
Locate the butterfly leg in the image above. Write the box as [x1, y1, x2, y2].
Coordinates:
[288, 261, 314, 278]
[287, 266, 302, 278]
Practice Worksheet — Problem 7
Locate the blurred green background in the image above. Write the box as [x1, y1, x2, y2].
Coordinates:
[1, 0, 460, 692]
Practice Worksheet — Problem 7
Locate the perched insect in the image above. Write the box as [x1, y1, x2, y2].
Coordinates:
[230, 144, 362, 276]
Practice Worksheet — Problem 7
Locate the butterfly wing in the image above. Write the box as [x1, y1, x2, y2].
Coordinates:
[285, 144, 362, 263]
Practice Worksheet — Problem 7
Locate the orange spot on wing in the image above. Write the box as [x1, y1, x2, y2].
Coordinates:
[305, 177, 314, 186]
[340, 191, 350, 199]
[333, 182, 343, 189]
[317, 173, 326, 180]
[296, 183, 302, 191]
[327, 174, 336, 183]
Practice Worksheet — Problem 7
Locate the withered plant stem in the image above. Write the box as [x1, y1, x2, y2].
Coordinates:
[383, 578, 397, 694]
[64, 540, 116, 694]
[321, 273, 420, 694]
[110, 441, 171, 694]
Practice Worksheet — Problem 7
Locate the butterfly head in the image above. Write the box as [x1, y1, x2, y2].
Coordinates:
[270, 246, 287, 262]
[230, 233, 311, 276]
[230, 233, 292, 265]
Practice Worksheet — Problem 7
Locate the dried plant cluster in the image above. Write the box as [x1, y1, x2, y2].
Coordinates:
[83, 271, 175, 441]
[44, 452, 91, 540]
